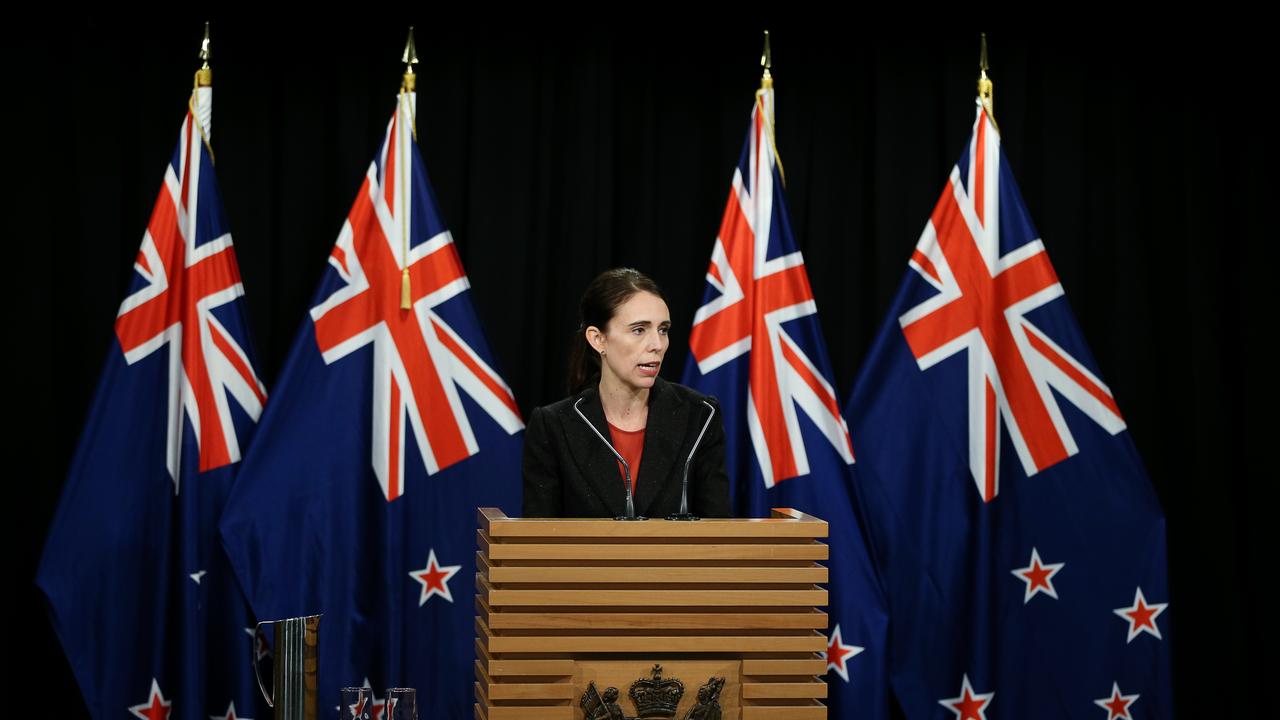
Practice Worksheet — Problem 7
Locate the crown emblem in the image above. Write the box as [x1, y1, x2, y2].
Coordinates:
[628, 664, 685, 718]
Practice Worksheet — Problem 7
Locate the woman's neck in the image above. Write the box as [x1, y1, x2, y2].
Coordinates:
[598, 375, 649, 431]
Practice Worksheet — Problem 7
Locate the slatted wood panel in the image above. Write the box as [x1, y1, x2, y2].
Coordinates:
[478, 535, 830, 561]
[741, 701, 826, 720]
[475, 508, 830, 720]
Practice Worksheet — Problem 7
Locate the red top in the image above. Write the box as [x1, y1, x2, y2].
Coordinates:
[608, 423, 645, 493]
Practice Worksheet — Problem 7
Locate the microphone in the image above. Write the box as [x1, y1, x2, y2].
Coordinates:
[573, 398, 645, 521]
[668, 400, 715, 521]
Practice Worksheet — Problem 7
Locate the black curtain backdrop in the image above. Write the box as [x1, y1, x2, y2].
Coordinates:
[15, 17, 1265, 717]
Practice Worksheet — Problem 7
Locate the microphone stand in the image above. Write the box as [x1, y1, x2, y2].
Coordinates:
[667, 400, 715, 521]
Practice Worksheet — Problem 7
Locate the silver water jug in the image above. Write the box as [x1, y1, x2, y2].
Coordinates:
[253, 614, 322, 720]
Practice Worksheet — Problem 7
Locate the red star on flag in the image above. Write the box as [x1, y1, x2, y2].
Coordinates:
[210, 701, 251, 720]
[1093, 682, 1139, 719]
[358, 680, 386, 720]
[347, 688, 370, 720]
[938, 674, 993, 720]
[129, 679, 172, 720]
[822, 623, 865, 682]
[1113, 587, 1168, 642]
[1011, 547, 1064, 603]
[409, 548, 461, 604]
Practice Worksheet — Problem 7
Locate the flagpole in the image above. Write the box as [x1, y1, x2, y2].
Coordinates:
[978, 32, 1000, 134]
[756, 30, 786, 186]
[400, 27, 419, 310]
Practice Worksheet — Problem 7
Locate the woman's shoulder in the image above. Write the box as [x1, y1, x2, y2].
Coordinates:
[653, 378, 722, 410]
[660, 376, 721, 397]
[530, 387, 597, 421]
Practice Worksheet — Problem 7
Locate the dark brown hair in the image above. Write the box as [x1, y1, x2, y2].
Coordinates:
[567, 268, 666, 394]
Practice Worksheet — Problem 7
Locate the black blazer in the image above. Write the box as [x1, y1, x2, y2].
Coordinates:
[522, 378, 731, 518]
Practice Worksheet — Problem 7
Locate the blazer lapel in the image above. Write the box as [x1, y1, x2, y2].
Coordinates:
[560, 387, 629, 517]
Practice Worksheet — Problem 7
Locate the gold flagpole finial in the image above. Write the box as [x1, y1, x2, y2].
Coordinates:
[195, 21, 212, 86]
[402, 26, 419, 92]
[977, 33, 997, 129]
[760, 30, 773, 89]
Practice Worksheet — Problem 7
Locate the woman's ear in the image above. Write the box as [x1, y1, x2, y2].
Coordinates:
[585, 326, 606, 355]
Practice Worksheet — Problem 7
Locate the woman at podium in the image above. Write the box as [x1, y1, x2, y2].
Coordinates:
[522, 268, 730, 519]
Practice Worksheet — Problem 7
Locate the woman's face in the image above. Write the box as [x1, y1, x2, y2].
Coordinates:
[588, 291, 671, 393]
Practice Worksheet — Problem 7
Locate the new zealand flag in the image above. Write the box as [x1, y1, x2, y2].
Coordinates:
[38, 81, 266, 720]
[682, 85, 890, 720]
[218, 89, 523, 719]
[844, 102, 1172, 719]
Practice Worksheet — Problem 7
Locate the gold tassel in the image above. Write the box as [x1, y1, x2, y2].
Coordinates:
[400, 268, 412, 310]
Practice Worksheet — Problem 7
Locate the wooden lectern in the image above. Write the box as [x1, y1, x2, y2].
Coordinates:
[475, 507, 830, 720]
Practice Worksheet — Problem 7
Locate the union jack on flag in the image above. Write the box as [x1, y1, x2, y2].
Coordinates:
[686, 87, 853, 489]
[845, 99, 1172, 718]
[308, 89, 524, 501]
[898, 104, 1126, 502]
[682, 83, 889, 720]
[220, 85, 523, 720]
[113, 84, 268, 486]
[39, 75, 266, 720]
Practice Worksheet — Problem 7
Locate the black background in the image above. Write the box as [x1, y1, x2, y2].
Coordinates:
[14, 17, 1265, 717]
